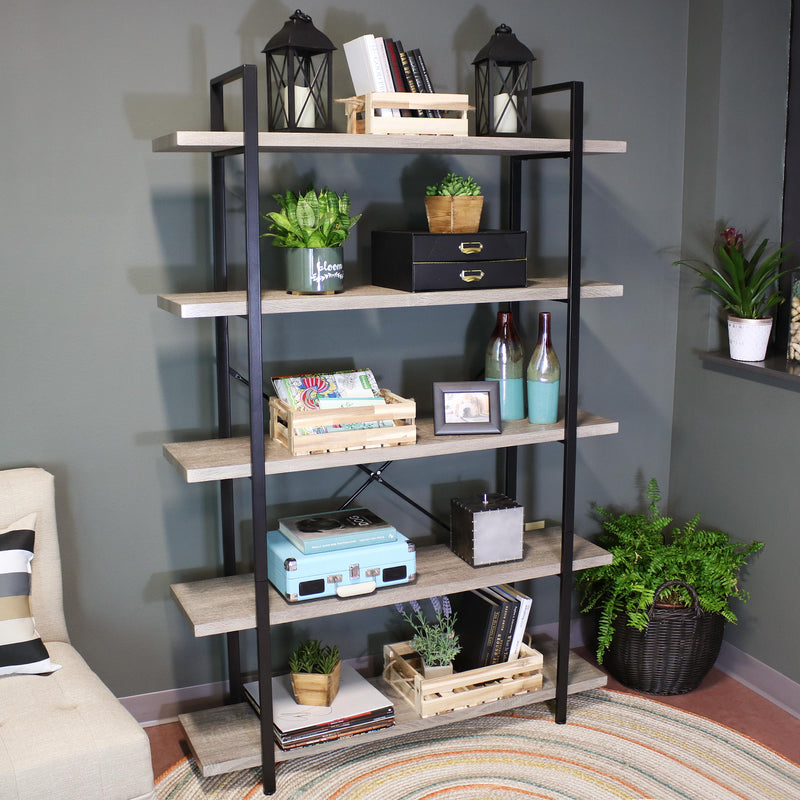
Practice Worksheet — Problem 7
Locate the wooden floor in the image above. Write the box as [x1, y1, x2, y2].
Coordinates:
[146, 652, 800, 780]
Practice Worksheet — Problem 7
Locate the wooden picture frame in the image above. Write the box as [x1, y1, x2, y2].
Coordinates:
[432, 381, 501, 435]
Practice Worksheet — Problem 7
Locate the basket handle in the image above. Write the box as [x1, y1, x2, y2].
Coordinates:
[650, 580, 701, 617]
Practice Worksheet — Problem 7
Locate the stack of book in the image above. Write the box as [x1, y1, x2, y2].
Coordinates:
[244, 662, 394, 750]
[343, 34, 441, 118]
[452, 584, 533, 672]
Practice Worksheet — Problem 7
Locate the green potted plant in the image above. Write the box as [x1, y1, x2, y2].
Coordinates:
[577, 479, 763, 694]
[395, 596, 461, 678]
[424, 172, 483, 234]
[288, 639, 342, 706]
[673, 226, 793, 361]
[261, 187, 361, 295]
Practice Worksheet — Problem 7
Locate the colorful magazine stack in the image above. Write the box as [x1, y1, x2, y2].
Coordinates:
[244, 662, 394, 750]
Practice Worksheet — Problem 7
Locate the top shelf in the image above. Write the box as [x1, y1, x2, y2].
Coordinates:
[152, 130, 627, 157]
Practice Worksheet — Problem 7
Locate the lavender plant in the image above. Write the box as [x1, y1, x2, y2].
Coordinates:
[395, 596, 460, 667]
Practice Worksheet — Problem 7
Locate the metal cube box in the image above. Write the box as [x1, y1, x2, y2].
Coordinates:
[450, 492, 524, 566]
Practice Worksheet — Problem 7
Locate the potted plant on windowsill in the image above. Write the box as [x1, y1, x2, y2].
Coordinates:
[577, 478, 763, 695]
[395, 596, 461, 678]
[424, 173, 483, 234]
[288, 639, 342, 706]
[261, 187, 361, 295]
[674, 226, 793, 361]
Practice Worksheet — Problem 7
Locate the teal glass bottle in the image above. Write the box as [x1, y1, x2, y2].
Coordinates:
[527, 311, 560, 424]
[485, 311, 525, 420]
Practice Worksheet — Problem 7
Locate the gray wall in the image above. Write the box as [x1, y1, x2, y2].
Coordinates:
[1, 0, 788, 699]
[670, 0, 798, 683]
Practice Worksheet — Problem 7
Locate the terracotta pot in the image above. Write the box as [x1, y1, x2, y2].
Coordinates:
[424, 195, 483, 233]
[290, 660, 341, 706]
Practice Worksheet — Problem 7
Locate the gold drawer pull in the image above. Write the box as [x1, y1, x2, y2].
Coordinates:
[459, 242, 484, 254]
[459, 269, 485, 283]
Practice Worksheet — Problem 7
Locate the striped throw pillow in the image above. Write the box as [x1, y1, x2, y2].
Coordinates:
[0, 513, 60, 676]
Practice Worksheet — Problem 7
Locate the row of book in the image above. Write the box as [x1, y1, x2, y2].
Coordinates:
[343, 34, 441, 118]
[452, 584, 533, 672]
[244, 662, 394, 750]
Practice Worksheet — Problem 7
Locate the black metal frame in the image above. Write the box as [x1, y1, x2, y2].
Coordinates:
[207, 67, 584, 793]
[506, 81, 584, 724]
[209, 65, 276, 794]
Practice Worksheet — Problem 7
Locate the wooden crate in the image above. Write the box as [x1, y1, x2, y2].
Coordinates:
[339, 92, 471, 136]
[382, 640, 543, 718]
[269, 389, 416, 456]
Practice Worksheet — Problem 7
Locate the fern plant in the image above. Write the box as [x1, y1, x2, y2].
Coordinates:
[288, 639, 340, 674]
[261, 188, 361, 248]
[577, 479, 763, 663]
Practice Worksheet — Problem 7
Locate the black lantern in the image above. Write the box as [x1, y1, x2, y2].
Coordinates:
[473, 24, 536, 136]
[262, 10, 336, 132]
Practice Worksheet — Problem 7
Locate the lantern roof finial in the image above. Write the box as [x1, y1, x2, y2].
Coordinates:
[472, 23, 535, 65]
[262, 8, 336, 55]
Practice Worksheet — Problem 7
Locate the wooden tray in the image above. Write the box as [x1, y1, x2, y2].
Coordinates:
[382, 640, 543, 718]
[269, 389, 416, 456]
[339, 92, 471, 136]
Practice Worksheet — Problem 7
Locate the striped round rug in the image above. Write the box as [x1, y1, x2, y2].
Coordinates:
[155, 688, 800, 800]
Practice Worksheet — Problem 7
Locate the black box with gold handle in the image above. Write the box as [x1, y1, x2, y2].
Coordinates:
[371, 230, 527, 292]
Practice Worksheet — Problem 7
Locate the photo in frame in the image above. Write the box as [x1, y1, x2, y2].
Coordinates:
[432, 381, 502, 435]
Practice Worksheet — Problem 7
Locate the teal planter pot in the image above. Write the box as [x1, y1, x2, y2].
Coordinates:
[285, 247, 344, 294]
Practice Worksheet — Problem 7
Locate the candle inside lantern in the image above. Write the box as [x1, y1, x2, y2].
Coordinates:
[493, 92, 517, 133]
[282, 85, 316, 128]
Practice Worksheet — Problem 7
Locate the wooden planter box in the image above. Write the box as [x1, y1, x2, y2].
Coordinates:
[290, 660, 342, 706]
[340, 92, 471, 136]
[269, 389, 416, 456]
[382, 640, 543, 718]
[424, 195, 484, 234]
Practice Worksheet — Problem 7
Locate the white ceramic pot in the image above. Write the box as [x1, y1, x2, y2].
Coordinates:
[727, 315, 773, 361]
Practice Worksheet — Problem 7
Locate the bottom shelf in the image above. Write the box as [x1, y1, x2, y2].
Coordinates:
[179, 636, 607, 778]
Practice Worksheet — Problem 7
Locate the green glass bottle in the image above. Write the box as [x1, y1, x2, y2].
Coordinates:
[527, 312, 560, 424]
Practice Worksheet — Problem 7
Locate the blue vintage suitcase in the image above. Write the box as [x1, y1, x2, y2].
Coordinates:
[267, 530, 417, 602]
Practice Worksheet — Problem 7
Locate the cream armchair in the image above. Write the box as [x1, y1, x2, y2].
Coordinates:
[0, 467, 155, 800]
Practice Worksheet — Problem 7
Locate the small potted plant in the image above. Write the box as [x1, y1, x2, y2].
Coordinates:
[261, 187, 361, 295]
[424, 173, 483, 234]
[395, 596, 461, 678]
[288, 639, 342, 706]
[577, 478, 763, 695]
[673, 226, 793, 361]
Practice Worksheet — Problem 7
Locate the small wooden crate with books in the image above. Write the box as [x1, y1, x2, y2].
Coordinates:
[382, 640, 543, 718]
[340, 92, 471, 136]
[269, 389, 416, 456]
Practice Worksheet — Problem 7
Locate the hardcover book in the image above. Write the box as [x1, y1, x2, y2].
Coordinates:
[278, 507, 398, 554]
[452, 589, 501, 671]
[497, 583, 532, 661]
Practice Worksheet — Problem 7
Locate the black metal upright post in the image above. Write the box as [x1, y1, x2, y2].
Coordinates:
[555, 80, 584, 724]
[209, 64, 275, 794]
[209, 72, 239, 703]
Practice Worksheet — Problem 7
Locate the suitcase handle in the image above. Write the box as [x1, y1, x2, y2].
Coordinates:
[337, 580, 377, 598]
[459, 269, 485, 283]
[459, 242, 484, 254]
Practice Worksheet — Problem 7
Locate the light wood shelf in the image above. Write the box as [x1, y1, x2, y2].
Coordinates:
[179, 636, 606, 777]
[157, 279, 623, 319]
[171, 527, 611, 637]
[163, 412, 619, 483]
[153, 130, 626, 157]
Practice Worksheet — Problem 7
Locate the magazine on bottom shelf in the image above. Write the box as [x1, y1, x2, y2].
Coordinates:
[244, 662, 394, 750]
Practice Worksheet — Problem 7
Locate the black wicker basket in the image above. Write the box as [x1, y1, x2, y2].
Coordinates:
[605, 580, 725, 695]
